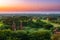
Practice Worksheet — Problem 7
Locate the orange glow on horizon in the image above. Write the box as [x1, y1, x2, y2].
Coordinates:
[0, 4, 60, 12]
[0, 0, 60, 12]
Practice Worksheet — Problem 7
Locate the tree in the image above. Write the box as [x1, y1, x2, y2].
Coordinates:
[44, 24, 53, 30]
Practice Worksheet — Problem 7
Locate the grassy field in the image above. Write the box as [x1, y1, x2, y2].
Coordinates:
[41, 20, 60, 27]
[0, 22, 4, 27]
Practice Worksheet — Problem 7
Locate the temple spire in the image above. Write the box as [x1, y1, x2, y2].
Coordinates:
[12, 21, 16, 31]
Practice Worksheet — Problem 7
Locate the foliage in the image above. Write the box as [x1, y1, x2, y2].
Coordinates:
[0, 25, 11, 30]
[27, 19, 47, 28]
[0, 29, 51, 40]
[0, 16, 57, 40]
[43, 24, 53, 30]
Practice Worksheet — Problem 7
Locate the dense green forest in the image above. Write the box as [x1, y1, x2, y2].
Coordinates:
[0, 14, 60, 40]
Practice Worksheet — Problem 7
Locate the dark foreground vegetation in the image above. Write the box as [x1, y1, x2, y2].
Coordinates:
[0, 14, 60, 40]
[0, 29, 51, 40]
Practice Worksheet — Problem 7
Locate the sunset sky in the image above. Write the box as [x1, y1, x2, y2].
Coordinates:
[0, 0, 60, 12]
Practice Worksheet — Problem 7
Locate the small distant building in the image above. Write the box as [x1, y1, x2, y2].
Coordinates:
[53, 27, 60, 34]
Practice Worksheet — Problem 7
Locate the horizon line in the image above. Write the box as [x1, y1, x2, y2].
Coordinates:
[0, 11, 60, 14]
